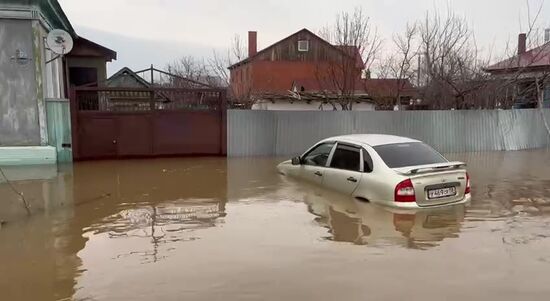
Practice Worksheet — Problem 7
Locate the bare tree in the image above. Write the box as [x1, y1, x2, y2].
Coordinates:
[208, 34, 253, 107]
[502, 0, 550, 133]
[490, 0, 549, 110]
[165, 36, 248, 99]
[376, 55, 396, 79]
[165, 56, 212, 88]
[372, 7, 527, 110]
[417, 9, 492, 109]
[393, 23, 420, 107]
[317, 7, 382, 110]
[376, 22, 420, 108]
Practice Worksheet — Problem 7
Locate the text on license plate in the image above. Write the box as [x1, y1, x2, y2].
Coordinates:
[428, 187, 457, 199]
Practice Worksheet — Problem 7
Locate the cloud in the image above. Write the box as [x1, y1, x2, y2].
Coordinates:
[75, 26, 222, 75]
[61, 0, 550, 73]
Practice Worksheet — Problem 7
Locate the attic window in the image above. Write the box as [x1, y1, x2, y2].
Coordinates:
[298, 40, 309, 52]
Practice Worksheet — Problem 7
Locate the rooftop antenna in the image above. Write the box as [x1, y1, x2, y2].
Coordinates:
[45, 29, 74, 64]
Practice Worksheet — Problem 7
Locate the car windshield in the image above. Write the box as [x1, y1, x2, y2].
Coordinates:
[373, 142, 447, 168]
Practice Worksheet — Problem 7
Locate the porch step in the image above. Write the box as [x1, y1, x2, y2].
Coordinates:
[0, 146, 57, 166]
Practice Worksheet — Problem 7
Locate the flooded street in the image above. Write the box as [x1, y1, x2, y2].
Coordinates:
[1, 151, 550, 301]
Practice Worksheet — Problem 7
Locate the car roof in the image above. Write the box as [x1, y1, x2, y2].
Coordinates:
[322, 134, 421, 147]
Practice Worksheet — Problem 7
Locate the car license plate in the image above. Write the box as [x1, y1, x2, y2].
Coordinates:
[428, 187, 456, 199]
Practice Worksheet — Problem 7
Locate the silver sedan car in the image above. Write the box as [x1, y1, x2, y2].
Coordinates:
[277, 134, 471, 209]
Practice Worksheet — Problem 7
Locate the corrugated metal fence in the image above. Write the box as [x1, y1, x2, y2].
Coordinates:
[228, 109, 550, 156]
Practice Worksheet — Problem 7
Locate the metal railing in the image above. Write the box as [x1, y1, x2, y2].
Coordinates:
[74, 87, 226, 112]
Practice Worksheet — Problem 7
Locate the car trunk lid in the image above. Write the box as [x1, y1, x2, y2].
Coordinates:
[394, 162, 468, 207]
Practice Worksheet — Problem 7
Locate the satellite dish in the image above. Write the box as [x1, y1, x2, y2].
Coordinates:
[46, 29, 73, 55]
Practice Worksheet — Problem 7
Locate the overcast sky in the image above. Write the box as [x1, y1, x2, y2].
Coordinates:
[58, 0, 550, 75]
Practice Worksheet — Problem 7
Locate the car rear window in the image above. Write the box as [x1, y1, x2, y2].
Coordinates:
[373, 142, 447, 168]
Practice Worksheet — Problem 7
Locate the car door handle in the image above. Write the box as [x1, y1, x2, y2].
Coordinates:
[347, 177, 358, 183]
[314, 171, 323, 177]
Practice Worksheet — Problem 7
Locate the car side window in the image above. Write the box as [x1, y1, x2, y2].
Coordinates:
[302, 143, 334, 167]
[363, 149, 374, 173]
[329, 144, 361, 172]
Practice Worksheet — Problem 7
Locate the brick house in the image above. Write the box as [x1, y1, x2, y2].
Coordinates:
[228, 29, 376, 110]
[229, 29, 417, 110]
[485, 32, 550, 108]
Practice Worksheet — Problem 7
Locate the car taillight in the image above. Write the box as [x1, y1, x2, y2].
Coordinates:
[465, 172, 471, 194]
[395, 179, 416, 203]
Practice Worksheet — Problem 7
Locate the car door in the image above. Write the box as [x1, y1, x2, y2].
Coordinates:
[299, 142, 335, 185]
[323, 143, 363, 195]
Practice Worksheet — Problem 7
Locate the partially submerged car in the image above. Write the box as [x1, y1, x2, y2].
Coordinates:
[277, 134, 471, 209]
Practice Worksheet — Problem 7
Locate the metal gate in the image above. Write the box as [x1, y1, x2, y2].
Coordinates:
[70, 87, 227, 160]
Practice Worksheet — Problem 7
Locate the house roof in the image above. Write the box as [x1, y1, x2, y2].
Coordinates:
[107, 67, 214, 89]
[107, 67, 151, 87]
[291, 79, 341, 92]
[335, 45, 364, 69]
[291, 78, 417, 98]
[291, 78, 367, 94]
[69, 37, 117, 61]
[228, 28, 363, 70]
[2, 0, 76, 36]
[363, 79, 417, 98]
[2, 1, 117, 61]
[485, 42, 550, 73]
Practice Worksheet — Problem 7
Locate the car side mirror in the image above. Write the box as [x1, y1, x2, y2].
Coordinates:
[291, 156, 302, 165]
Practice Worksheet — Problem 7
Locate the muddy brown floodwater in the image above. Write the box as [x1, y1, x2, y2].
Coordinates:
[1, 150, 550, 301]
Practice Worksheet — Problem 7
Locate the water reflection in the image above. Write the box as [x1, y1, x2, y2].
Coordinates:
[0, 164, 74, 222]
[448, 151, 550, 218]
[0, 158, 228, 301]
[226, 157, 466, 249]
[302, 186, 464, 249]
[2, 151, 550, 301]
[85, 198, 226, 264]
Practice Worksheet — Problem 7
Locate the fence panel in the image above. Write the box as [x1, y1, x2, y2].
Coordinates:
[227, 109, 550, 157]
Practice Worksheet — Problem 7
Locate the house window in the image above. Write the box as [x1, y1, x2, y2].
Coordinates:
[298, 40, 309, 52]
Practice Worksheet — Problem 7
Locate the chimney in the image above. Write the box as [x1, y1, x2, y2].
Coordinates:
[545, 28, 550, 43]
[248, 31, 257, 58]
[518, 33, 527, 55]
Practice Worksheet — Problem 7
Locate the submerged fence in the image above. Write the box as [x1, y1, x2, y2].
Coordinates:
[227, 109, 550, 157]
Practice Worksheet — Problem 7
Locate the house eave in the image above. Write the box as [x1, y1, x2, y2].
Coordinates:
[0, 1, 76, 36]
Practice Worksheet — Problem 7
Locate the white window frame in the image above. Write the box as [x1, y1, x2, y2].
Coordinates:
[297, 40, 309, 52]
